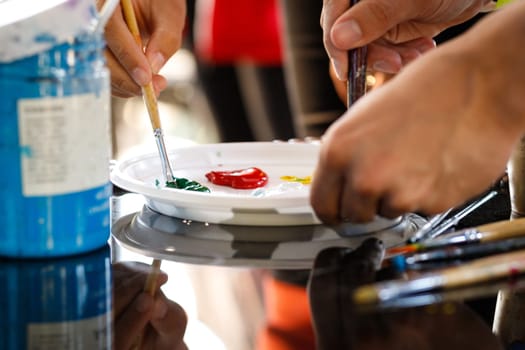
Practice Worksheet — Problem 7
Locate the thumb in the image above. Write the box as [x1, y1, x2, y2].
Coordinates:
[330, 0, 414, 49]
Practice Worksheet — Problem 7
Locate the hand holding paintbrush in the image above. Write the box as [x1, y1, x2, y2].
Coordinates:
[119, 0, 165, 347]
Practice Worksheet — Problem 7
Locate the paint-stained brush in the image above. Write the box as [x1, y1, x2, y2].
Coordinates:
[120, 1, 164, 348]
[385, 217, 525, 258]
[387, 236, 525, 272]
[354, 247, 525, 305]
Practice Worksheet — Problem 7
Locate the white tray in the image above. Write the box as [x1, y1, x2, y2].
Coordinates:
[110, 142, 321, 225]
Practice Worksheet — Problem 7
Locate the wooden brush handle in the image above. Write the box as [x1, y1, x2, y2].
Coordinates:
[442, 248, 525, 288]
[141, 84, 162, 130]
[477, 217, 525, 241]
[355, 248, 525, 304]
[120, 0, 162, 130]
[509, 137, 525, 217]
[130, 259, 162, 350]
[144, 259, 162, 295]
[121, 3, 164, 348]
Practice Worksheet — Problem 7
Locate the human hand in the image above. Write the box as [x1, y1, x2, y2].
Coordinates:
[98, 0, 186, 97]
[322, 0, 492, 79]
[311, 5, 525, 224]
[113, 262, 188, 350]
[308, 241, 503, 350]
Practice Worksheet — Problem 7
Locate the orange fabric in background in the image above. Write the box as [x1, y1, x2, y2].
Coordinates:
[256, 274, 316, 350]
[195, 0, 283, 65]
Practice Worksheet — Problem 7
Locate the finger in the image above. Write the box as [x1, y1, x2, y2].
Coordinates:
[366, 43, 403, 74]
[152, 74, 168, 95]
[113, 262, 168, 316]
[378, 194, 416, 219]
[322, 0, 352, 80]
[106, 47, 167, 97]
[105, 49, 142, 97]
[113, 264, 149, 316]
[310, 158, 346, 225]
[377, 175, 433, 218]
[364, 37, 435, 74]
[143, 1, 186, 74]
[330, 0, 417, 50]
[340, 179, 380, 223]
[114, 293, 155, 350]
[147, 291, 188, 349]
[105, 6, 152, 87]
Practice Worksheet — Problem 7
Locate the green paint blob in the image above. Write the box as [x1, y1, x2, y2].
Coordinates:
[166, 178, 210, 192]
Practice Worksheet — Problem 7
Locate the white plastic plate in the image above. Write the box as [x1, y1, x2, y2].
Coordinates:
[110, 142, 321, 225]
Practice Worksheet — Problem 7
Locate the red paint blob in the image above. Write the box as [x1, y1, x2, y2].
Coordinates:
[205, 167, 268, 189]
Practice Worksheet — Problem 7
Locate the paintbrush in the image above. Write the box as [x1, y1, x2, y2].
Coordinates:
[120, 0, 175, 184]
[388, 236, 525, 272]
[407, 190, 498, 244]
[347, 0, 367, 107]
[354, 247, 525, 305]
[120, 1, 163, 347]
[407, 175, 507, 244]
[385, 217, 525, 258]
[357, 275, 525, 312]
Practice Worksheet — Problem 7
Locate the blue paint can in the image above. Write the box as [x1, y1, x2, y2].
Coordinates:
[0, 244, 112, 349]
[0, 1, 113, 257]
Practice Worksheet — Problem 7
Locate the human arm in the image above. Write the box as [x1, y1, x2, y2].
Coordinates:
[99, 0, 186, 97]
[113, 262, 188, 350]
[322, 0, 494, 79]
[311, 1, 525, 224]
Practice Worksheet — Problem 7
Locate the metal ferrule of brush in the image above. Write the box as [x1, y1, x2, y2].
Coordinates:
[407, 211, 450, 243]
[426, 228, 482, 249]
[153, 128, 175, 182]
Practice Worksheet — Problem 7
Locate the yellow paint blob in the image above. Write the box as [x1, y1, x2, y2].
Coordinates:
[280, 175, 312, 185]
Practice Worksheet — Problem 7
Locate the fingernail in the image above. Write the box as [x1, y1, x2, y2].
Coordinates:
[331, 59, 346, 81]
[372, 60, 397, 73]
[332, 20, 362, 47]
[417, 40, 436, 52]
[135, 293, 153, 313]
[131, 67, 150, 86]
[153, 300, 168, 319]
[149, 52, 166, 74]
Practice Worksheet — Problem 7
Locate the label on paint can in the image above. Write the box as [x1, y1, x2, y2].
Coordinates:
[18, 93, 110, 196]
[27, 314, 111, 349]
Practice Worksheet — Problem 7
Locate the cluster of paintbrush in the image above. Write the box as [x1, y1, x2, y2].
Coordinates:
[352, 217, 525, 305]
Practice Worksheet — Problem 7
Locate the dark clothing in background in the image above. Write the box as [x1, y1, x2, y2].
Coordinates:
[280, 0, 346, 137]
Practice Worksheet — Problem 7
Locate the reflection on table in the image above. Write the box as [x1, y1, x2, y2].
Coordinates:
[111, 191, 426, 269]
[308, 240, 525, 350]
[0, 245, 112, 349]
